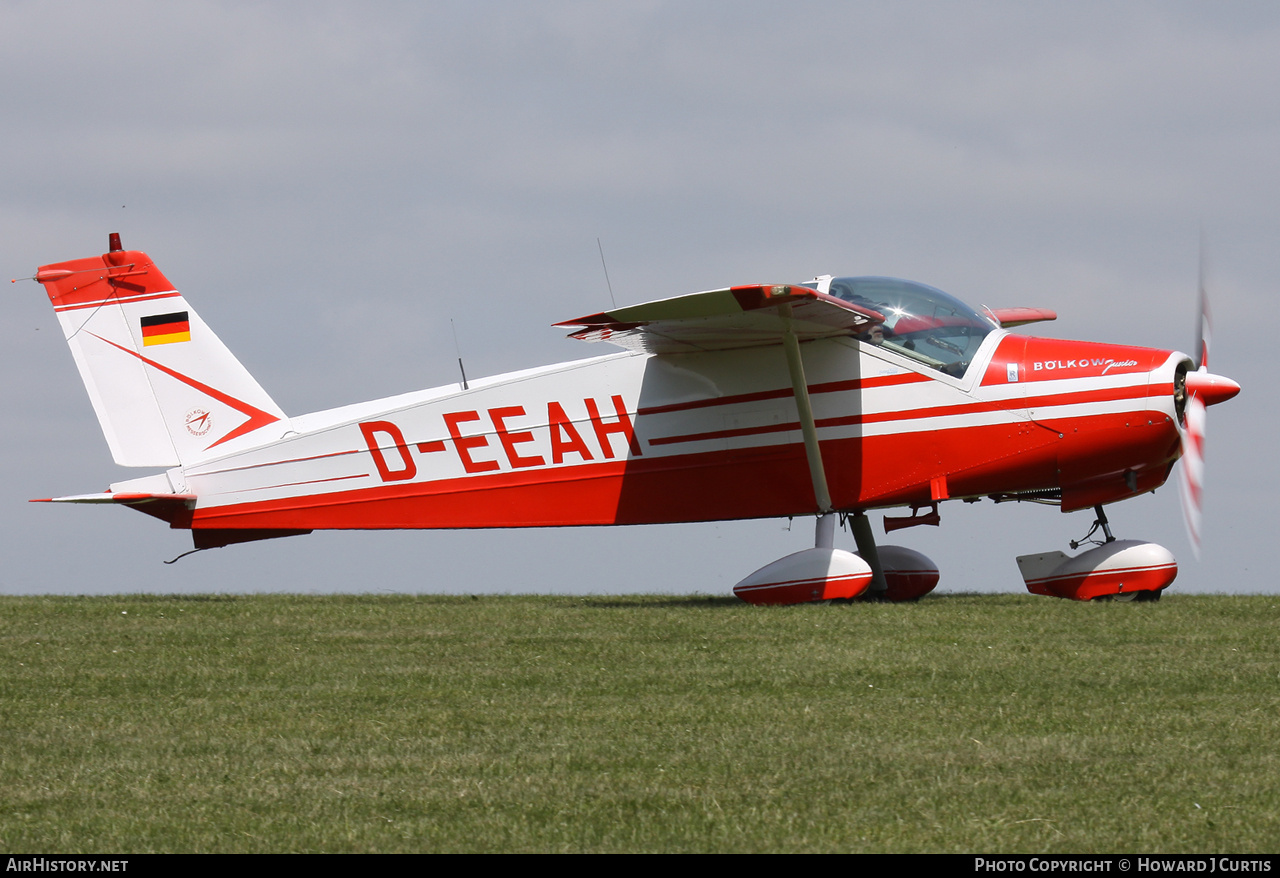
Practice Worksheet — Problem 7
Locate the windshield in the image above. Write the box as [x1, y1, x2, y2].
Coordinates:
[824, 276, 997, 376]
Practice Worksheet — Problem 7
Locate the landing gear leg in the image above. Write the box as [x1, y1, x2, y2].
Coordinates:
[1095, 505, 1115, 543]
[815, 512, 835, 549]
[850, 511, 888, 598]
[1071, 504, 1117, 549]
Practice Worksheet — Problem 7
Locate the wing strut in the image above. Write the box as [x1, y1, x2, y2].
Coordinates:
[780, 304, 889, 595]
[730, 305, 891, 604]
[780, 304, 832, 517]
[780, 306, 833, 551]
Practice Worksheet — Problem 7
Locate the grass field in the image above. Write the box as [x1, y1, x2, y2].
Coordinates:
[0, 593, 1277, 853]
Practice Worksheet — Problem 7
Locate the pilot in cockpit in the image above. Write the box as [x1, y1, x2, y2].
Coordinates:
[858, 323, 885, 345]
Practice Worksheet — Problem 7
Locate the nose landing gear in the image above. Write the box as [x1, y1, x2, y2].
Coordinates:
[1017, 505, 1176, 601]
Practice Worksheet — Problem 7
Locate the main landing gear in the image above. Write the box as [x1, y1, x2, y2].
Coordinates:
[730, 313, 941, 606]
[731, 510, 941, 605]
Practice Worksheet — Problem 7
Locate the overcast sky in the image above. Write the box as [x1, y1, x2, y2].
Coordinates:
[3, 1, 1274, 596]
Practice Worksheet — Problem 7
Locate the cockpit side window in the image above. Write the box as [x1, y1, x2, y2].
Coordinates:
[825, 276, 996, 377]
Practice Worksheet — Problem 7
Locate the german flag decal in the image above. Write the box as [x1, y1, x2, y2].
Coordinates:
[140, 311, 191, 346]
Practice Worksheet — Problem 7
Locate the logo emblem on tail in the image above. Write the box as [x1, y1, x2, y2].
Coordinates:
[185, 409, 213, 436]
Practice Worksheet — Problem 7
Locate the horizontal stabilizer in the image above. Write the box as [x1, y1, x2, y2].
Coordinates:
[33, 491, 195, 527]
[32, 493, 310, 548]
[34, 491, 195, 504]
[558, 284, 883, 354]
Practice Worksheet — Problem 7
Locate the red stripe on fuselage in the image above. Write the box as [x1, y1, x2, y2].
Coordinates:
[229, 472, 371, 494]
[636, 372, 929, 417]
[188, 407, 1175, 532]
[188, 448, 365, 478]
[650, 381, 1167, 447]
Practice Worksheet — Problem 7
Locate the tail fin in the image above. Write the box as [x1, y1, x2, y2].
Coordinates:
[37, 234, 289, 467]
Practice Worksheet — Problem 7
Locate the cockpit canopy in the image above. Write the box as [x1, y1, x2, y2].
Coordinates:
[816, 276, 998, 376]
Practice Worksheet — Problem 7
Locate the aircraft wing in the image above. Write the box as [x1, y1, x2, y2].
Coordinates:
[557, 284, 885, 354]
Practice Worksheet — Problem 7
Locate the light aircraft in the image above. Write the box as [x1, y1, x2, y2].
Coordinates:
[27, 234, 1240, 603]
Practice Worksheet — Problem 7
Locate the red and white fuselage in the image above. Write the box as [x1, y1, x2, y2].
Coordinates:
[37, 240, 1233, 600]
[175, 332, 1184, 534]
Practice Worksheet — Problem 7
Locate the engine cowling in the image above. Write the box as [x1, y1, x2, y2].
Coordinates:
[1016, 540, 1177, 601]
